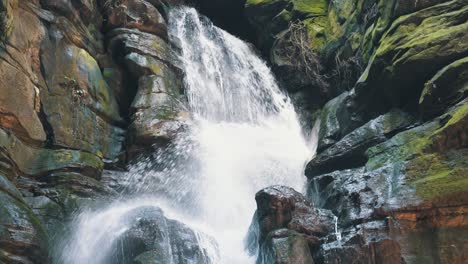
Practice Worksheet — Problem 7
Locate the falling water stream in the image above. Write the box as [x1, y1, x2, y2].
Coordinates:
[60, 7, 315, 264]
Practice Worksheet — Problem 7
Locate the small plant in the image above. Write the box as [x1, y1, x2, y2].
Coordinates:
[331, 53, 364, 90]
[276, 20, 329, 93]
[63, 76, 87, 104]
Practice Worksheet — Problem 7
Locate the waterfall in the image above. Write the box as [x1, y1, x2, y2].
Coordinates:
[168, 8, 312, 262]
[59, 7, 313, 264]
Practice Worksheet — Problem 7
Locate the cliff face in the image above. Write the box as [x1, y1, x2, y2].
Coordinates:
[243, 0, 468, 263]
[0, 0, 185, 262]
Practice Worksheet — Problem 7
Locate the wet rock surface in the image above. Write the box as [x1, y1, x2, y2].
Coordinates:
[0, 0, 187, 262]
[245, 0, 468, 263]
[307, 109, 415, 176]
[111, 206, 216, 264]
[305, 101, 468, 263]
[248, 186, 335, 264]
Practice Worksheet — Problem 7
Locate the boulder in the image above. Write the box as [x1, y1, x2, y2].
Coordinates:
[112, 206, 217, 264]
[366, 100, 468, 207]
[255, 186, 335, 242]
[308, 100, 468, 263]
[107, 28, 181, 68]
[124, 54, 186, 156]
[311, 100, 468, 218]
[0, 128, 103, 178]
[250, 186, 335, 263]
[41, 0, 103, 27]
[108, 25, 186, 156]
[0, 127, 114, 233]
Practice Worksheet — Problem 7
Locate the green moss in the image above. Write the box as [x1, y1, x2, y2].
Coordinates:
[435, 103, 468, 133]
[375, 1, 468, 65]
[246, 0, 272, 5]
[303, 16, 329, 49]
[332, 0, 357, 23]
[406, 151, 468, 203]
[292, 0, 328, 17]
[366, 102, 468, 205]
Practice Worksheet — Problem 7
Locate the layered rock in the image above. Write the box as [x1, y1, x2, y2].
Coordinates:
[308, 101, 467, 263]
[103, 0, 188, 158]
[0, 0, 186, 262]
[247, 186, 335, 264]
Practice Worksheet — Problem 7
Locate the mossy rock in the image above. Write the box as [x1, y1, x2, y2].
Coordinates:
[419, 56, 468, 119]
[405, 150, 468, 205]
[291, 0, 328, 17]
[365, 101, 468, 207]
[303, 16, 329, 50]
[356, 0, 468, 112]
[245, 0, 289, 24]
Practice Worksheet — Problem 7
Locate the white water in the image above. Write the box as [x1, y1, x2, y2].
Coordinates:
[60, 7, 315, 264]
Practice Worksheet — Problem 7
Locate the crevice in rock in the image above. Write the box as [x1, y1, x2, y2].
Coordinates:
[37, 102, 56, 148]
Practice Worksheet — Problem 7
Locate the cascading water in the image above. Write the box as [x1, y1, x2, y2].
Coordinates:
[59, 6, 315, 264]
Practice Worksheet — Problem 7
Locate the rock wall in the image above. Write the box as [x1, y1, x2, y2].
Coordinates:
[243, 0, 468, 263]
[0, 0, 185, 262]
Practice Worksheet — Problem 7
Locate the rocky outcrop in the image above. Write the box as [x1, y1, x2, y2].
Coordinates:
[243, 0, 468, 263]
[247, 186, 335, 264]
[0, 0, 187, 262]
[102, 0, 188, 158]
[308, 100, 467, 263]
[245, 0, 468, 111]
[355, 0, 468, 113]
[307, 109, 415, 176]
